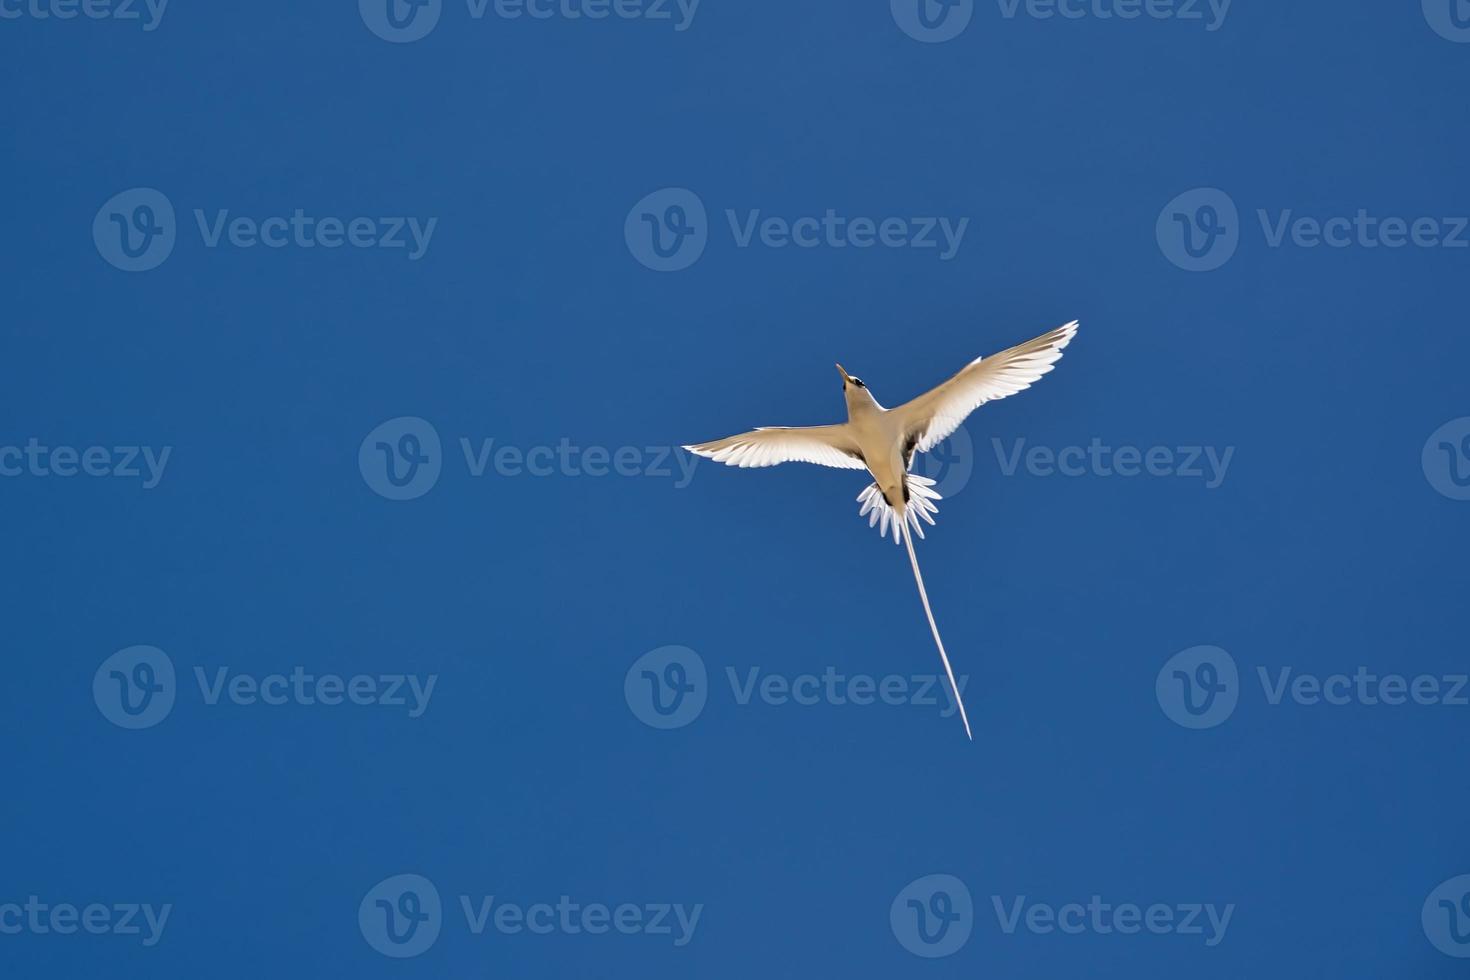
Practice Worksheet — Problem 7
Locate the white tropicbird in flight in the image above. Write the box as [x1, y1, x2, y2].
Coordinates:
[685, 320, 1078, 740]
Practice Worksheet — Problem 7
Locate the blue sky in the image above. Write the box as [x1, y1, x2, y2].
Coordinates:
[3, 1, 1469, 976]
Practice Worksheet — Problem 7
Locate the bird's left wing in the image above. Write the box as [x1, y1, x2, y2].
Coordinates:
[894, 320, 1078, 456]
[684, 424, 867, 470]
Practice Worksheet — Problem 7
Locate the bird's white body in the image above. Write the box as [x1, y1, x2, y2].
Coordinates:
[685, 321, 1079, 739]
[842, 385, 908, 507]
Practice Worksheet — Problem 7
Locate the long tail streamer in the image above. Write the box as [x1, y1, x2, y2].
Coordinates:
[901, 519, 973, 740]
[856, 474, 972, 740]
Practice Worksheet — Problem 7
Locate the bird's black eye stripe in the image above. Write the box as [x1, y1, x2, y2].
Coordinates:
[851, 378, 866, 388]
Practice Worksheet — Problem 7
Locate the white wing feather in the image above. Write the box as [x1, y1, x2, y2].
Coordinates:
[895, 320, 1078, 454]
[683, 424, 867, 470]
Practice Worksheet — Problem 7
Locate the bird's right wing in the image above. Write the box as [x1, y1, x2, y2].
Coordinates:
[894, 320, 1078, 456]
[684, 424, 867, 470]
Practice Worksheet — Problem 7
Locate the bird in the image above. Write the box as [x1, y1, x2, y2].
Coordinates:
[684, 320, 1078, 740]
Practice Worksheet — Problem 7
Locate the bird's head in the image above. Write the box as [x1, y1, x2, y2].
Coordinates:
[836, 363, 877, 410]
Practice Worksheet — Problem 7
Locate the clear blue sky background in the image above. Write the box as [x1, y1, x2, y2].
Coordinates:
[3, 1, 1468, 977]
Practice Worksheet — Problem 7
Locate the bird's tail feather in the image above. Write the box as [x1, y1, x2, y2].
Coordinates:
[899, 518, 973, 741]
[856, 472, 970, 739]
[856, 473, 940, 545]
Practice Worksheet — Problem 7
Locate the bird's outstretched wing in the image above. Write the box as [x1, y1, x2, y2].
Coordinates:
[684, 424, 867, 470]
[894, 320, 1078, 456]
